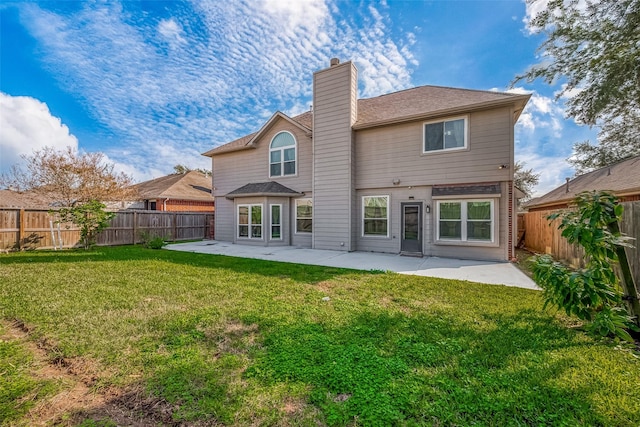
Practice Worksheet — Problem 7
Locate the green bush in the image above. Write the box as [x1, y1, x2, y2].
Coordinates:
[138, 231, 167, 249]
[531, 191, 637, 341]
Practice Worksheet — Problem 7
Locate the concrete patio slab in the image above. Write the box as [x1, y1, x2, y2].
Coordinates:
[166, 240, 539, 290]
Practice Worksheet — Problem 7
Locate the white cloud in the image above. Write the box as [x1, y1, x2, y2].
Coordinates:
[158, 18, 186, 46]
[523, 0, 589, 34]
[0, 92, 78, 174]
[515, 150, 573, 197]
[15, 0, 416, 181]
[507, 86, 594, 196]
[508, 87, 564, 138]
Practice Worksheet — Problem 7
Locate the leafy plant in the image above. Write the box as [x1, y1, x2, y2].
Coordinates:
[55, 200, 115, 250]
[531, 191, 638, 340]
[138, 231, 167, 249]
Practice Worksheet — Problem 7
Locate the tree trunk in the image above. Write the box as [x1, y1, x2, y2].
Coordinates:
[608, 220, 640, 328]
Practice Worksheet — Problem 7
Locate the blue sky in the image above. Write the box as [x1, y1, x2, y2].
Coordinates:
[0, 0, 597, 195]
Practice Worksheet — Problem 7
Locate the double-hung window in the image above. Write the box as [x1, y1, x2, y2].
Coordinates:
[437, 200, 494, 243]
[295, 199, 312, 233]
[238, 204, 262, 239]
[362, 195, 389, 237]
[424, 116, 467, 153]
[270, 132, 296, 177]
[270, 204, 282, 240]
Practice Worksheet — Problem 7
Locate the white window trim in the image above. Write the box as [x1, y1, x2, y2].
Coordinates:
[269, 131, 298, 178]
[422, 115, 469, 154]
[435, 199, 497, 246]
[237, 203, 263, 240]
[295, 198, 312, 234]
[362, 195, 390, 238]
[270, 204, 283, 241]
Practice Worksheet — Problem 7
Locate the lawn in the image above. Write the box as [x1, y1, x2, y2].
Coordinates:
[1, 246, 639, 426]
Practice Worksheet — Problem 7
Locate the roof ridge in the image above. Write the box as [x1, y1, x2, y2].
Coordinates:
[358, 84, 524, 102]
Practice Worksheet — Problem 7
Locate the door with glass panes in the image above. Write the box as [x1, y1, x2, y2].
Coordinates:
[401, 202, 422, 253]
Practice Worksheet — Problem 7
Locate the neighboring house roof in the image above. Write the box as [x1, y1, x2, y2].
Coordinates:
[0, 189, 54, 209]
[203, 85, 529, 157]
[132, 171, 213, 202]
[524, 155, 640, 210]
[225, 182, 303, 199]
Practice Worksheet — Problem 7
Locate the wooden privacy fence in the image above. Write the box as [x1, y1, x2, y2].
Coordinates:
[0, 209, 214, 250]
[521, 201, 640, 285]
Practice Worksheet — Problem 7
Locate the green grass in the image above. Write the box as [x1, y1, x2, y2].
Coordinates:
[0, 324, 59, 424]
[1, 246, 639, 426]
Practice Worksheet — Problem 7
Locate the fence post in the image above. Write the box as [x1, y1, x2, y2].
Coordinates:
[173, 212, 177, 241]
[18, 209, 25, 250]
[132, 211, 137, 244]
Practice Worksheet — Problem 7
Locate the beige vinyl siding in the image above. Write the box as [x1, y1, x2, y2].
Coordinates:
[355, 107, 513, 189]
[209, 119, 312, 244]
[356, 187, 431, 254]
[213, 196, 235, 242]
[312, 61, 357, 251]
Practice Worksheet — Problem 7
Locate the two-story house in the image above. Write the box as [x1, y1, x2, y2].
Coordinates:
[203, 59, 530, 262]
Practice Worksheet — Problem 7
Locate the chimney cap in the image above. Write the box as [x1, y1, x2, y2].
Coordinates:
[330, 58, 340, 67]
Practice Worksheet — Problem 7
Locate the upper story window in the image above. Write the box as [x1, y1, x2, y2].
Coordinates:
[270, 131, 296, 177]
[423, 116, 467, 153]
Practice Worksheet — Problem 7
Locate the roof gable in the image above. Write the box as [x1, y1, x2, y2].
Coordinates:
[203, 111, 312, 157]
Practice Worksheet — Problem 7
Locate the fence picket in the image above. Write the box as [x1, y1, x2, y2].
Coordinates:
[521, 201, 639, 285]
[0, 209, 214, 250]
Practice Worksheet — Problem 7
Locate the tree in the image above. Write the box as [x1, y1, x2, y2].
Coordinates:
[531, 191, 639, 340]
[514, 0, 640, 172]
[1, 146, 136, 206]
[173, 164, 211, 176]
[1, 146, 137, 250]
[514, 161, 540, 201]
[58, 200, 115, 250]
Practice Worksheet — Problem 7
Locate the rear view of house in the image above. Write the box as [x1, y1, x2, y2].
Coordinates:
[204, 59, 530, 261]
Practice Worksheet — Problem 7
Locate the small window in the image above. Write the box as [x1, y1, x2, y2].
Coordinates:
[238, 204, 262, 239]
[295, 198, 312, 233]
[270, 204, 282, 240]
[270, 132, 296, 177]
[424, 117, 467, 153]
[437, 199, 494, 243]
[362, 195, 389, 237]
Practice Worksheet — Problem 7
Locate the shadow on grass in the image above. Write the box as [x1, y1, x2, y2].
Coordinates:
[243, 309, 621, 426]
[0, 245, 363, 284]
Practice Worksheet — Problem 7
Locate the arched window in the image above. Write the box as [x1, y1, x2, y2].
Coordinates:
[270, 132, 296, 177]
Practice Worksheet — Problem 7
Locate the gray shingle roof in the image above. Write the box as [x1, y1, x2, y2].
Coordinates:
[0, 190, 54, 209]
[525, 155, 640, 209]
[354, 85, 527, 129]
[225, 182, 302, 199]
[203, 85, 529, 157]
